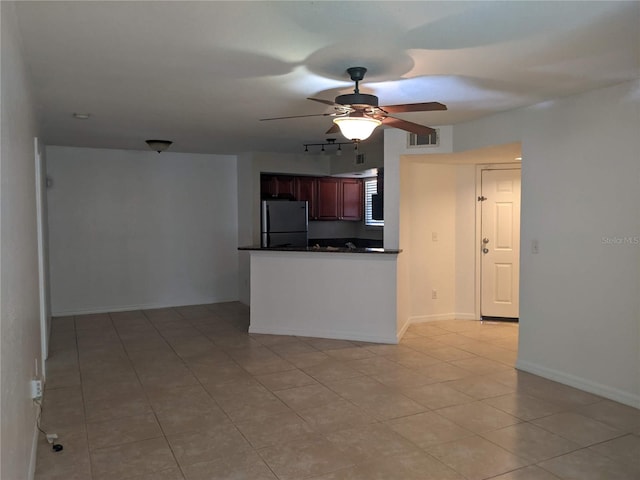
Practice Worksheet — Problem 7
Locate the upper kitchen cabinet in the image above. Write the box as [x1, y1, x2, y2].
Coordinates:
[261, 174, 362, 221]
[317, 177, 363, 221]
[295, 176, 318, 220]
[340, 178, 363, 221]
[261, 175, 296, 198]
[317, 177, 340, 220]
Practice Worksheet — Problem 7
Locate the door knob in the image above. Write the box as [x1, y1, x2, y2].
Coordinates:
[482, 237, 490, 244]
[482, 247, 489, 254]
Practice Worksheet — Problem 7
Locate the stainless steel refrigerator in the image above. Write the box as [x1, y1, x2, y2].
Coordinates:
[261, 200, 308, 248]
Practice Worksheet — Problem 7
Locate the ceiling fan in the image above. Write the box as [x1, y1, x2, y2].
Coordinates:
[260, 67, 447, 141]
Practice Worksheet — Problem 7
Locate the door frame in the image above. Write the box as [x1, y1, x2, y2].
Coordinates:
[474, 163, 521, 320]
[34, 138, 50, 372]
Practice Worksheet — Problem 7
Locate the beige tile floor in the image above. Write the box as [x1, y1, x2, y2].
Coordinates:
[35, 302, 640, 480]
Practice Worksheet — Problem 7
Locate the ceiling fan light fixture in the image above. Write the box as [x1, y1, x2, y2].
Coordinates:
[145, 139, 173, 153]
[333, 117, 381, 141]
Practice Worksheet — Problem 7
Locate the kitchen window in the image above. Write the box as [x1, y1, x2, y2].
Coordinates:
[364, 178, 383, 227]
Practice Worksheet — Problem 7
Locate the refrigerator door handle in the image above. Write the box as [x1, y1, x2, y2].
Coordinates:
[265, 205, 270, 232]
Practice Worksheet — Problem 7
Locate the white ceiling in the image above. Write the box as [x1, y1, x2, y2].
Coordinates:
[14, 1, 640, 155]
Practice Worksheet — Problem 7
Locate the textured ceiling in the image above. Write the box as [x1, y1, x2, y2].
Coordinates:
[13, 1, 640, 154]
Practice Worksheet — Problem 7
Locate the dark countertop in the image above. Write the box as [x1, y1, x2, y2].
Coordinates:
[238, 245, 401, 254]
[309, 237, 383, 249]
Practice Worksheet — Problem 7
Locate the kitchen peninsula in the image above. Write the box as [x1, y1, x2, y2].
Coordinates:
[239, 246, 401, 344]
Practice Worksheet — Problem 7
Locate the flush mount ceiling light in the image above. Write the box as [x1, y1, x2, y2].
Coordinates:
[72, 112, 91, 119]
[332, 115, 381, 141]
[145, 139, 173, 153]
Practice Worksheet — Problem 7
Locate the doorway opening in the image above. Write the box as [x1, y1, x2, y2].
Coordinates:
[397, 143, 521, 336]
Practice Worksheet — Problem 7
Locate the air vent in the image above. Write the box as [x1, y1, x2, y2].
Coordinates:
[407, 129, 439, 148]
[355, 153, 366, 165]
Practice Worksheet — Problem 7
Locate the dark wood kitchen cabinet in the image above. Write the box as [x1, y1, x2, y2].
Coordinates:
[261, 175, 295, 198]
[340, 178, 363, 221]
[295, 176, 318, 220]
[317, 177, 340, 220]
[261, 174, 362, 221]
[317, 177, 363, 221]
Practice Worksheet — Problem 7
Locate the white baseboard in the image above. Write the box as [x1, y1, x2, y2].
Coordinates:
[51, 297, 240, 317]
[28, 420, 38, 480]
[455, 312, 478, 320]
[248, 324, 398, 345]
[516, 359, 640, 409]
[410, 313, 456, 323]
[396, 318, 411, 341]
[409, 312, 478, 323]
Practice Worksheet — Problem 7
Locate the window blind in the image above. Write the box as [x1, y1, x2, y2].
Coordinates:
[364, 178, 384, 227]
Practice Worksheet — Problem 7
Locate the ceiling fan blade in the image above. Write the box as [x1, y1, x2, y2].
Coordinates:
[307, 97, 340, 107]
[382, 117, 436, 136]
[325, 123, 340, 134]
[380, 102, 447, 113]
[260, 112, 335, 121]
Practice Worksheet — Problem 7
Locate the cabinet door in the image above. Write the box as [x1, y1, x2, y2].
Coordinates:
[261, 174, 296, 198]
[317, 177, 339, 220]
[295, 177, 318, 220]
[261, 175, 278, 198]
[276, 176, 296, 198]
[340, 178, 363, 221]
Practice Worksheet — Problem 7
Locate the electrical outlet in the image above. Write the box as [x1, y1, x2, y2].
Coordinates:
[432, 232, 438, 242]
[431, 289, 438, 300]
[30, 379, 43, 400]
[532, 239, 539, 254]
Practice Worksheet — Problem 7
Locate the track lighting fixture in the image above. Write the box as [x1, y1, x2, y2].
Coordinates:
[303, 138, 356, 155]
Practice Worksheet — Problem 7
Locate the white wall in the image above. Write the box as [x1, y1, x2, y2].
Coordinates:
[387, 127, 479, 334]
[46, 146, 239, 314]
[454, 165, 477, 318]
[1, 2, 43, 478]
[456, 80, 640, 407]
[236, 153, 254, 305]
[396, 157, 412, 335]
[402, 162, 457, 321]
[384, 126, 454, 249]
[395, 159, 478, 326]
[249, 250, 399, 343]
[328, 137, 384, 175]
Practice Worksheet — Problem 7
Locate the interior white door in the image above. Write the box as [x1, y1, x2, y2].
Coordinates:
[481, 168, 521, 318]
